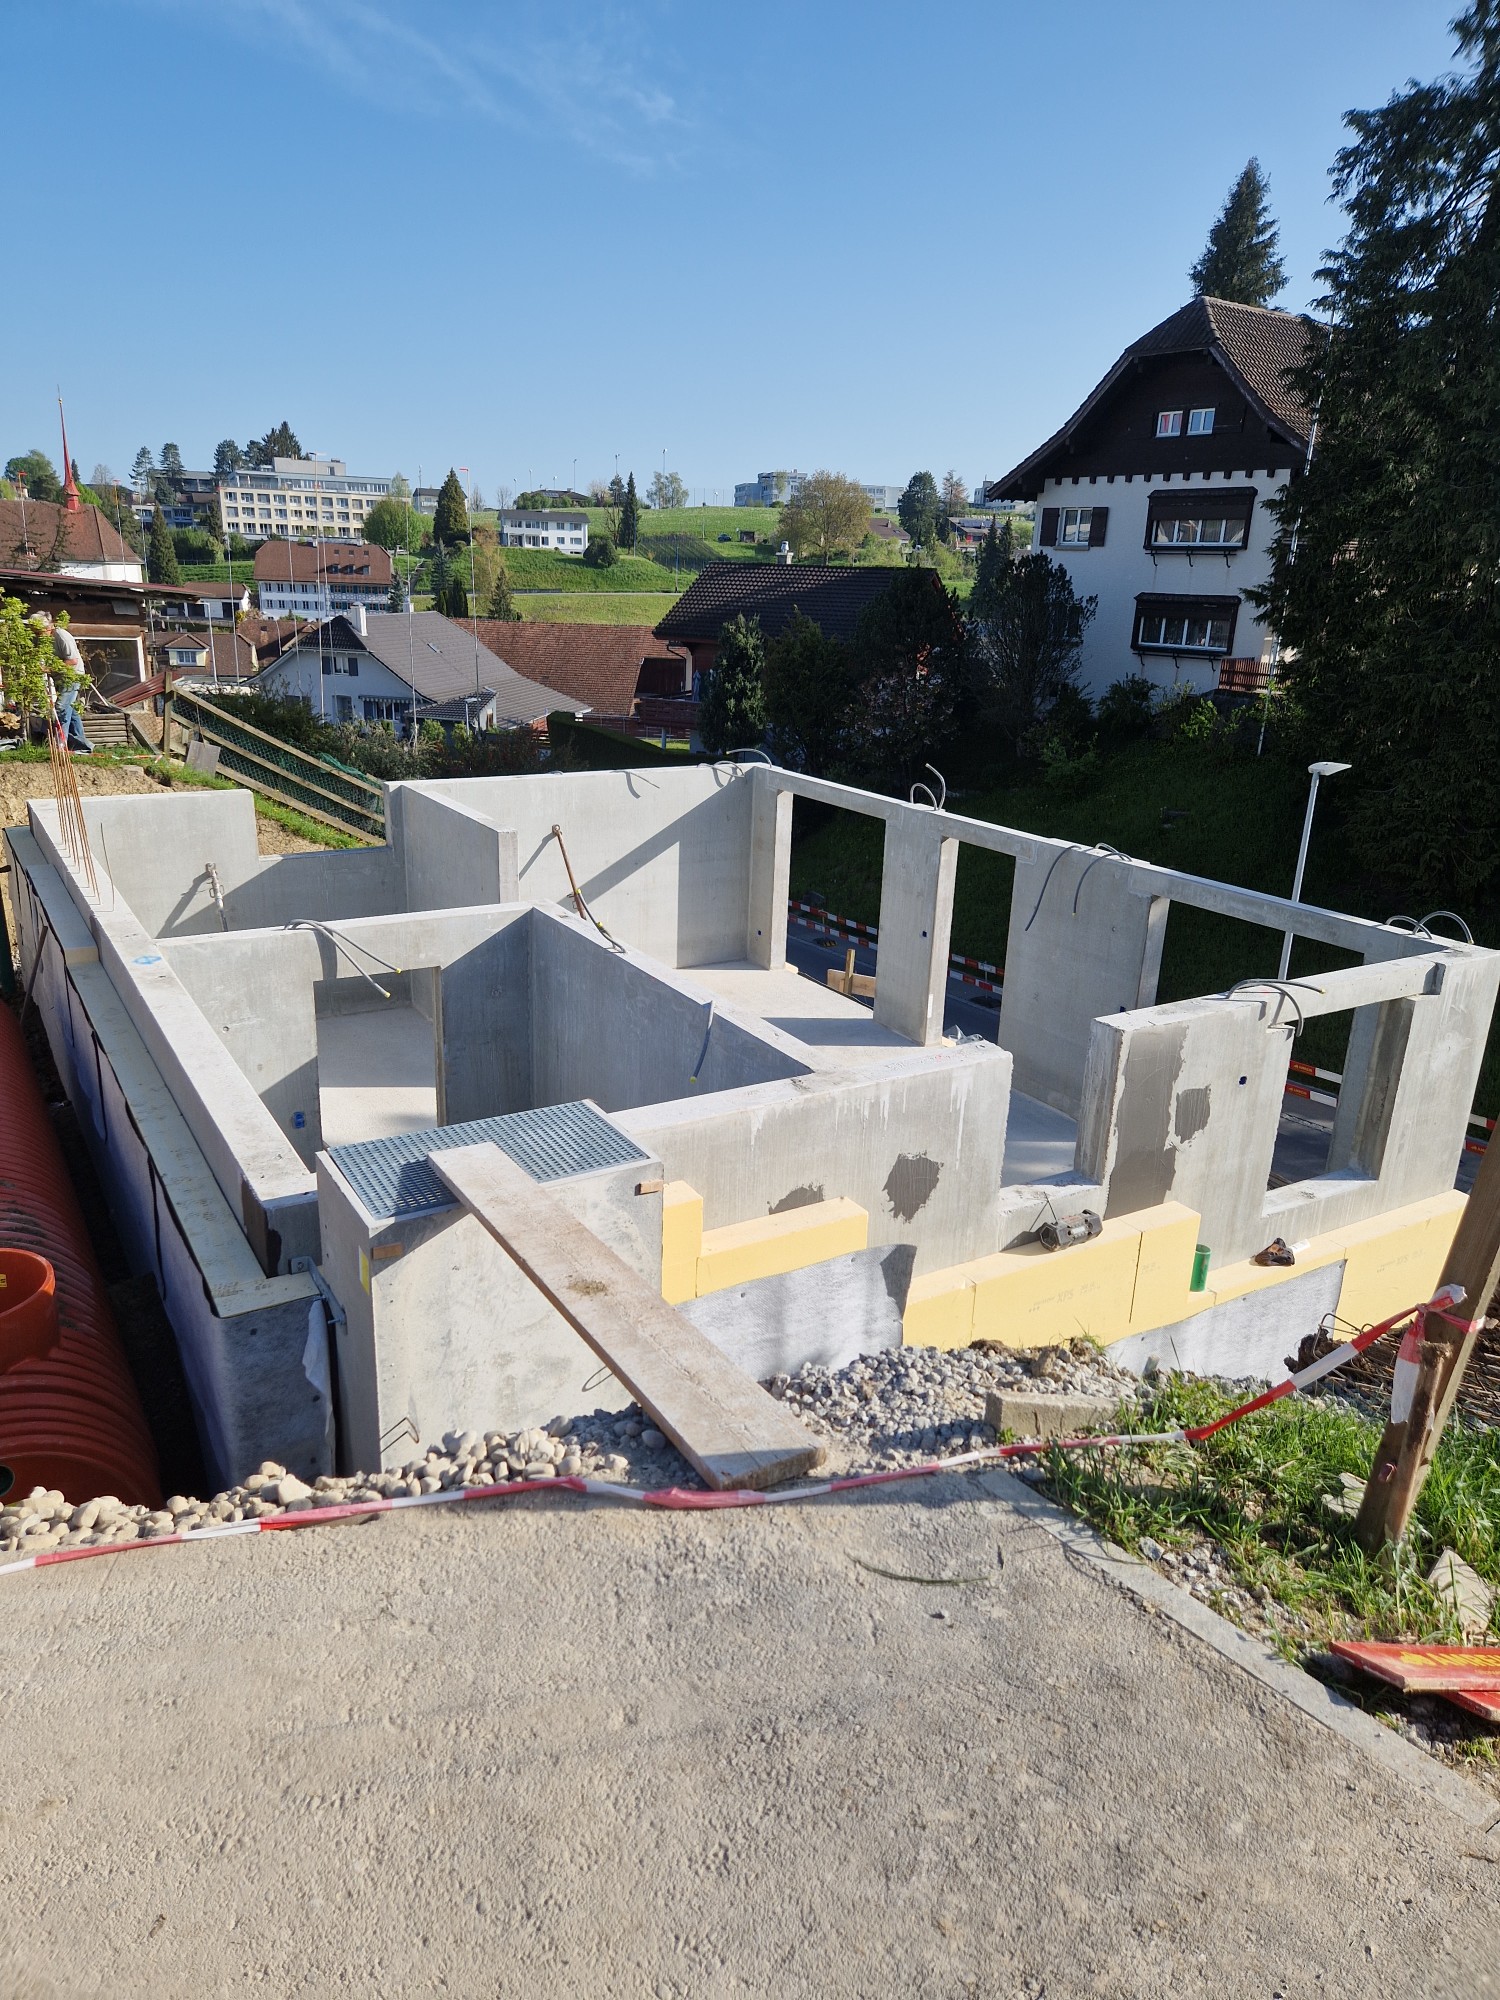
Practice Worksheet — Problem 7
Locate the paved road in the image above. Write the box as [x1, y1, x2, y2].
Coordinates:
[1, 1472, 1494, 1998]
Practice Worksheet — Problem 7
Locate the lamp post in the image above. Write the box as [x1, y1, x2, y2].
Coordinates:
[1277, 760, 1351, 982]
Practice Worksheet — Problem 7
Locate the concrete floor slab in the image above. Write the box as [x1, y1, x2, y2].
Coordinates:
[0, 1479, 1493, 1997]
[687, 958, 911, 1062]
[317, 1004, 438, 1147]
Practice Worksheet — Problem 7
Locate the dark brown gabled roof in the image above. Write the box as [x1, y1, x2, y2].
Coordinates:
[987, 297, 1319, 501]
[654, 562, 905, 645]
[471, 622, 681, 715]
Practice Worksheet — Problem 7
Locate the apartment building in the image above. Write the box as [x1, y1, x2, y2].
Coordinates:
[733, 471, 902, 510]
[495, 509, 588, 551]
[218, 457, 391, 542]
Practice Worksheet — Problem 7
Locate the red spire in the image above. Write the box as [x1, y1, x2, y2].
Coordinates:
[58, 395, 81, 512]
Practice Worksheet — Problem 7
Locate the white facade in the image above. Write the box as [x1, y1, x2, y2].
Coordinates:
[496, 510, 588, 551]
[218, 458, 391, 544]
[1029, 469, 1286, 698]
[258, 570, 390, 622]
[60, 553, 143, 584]
[256, 638, 420, 730]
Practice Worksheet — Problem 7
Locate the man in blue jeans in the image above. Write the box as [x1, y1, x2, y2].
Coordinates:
[33, 613, 92, 751]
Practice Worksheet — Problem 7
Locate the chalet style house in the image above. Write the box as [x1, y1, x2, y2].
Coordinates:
[986, 297, 1316, 698]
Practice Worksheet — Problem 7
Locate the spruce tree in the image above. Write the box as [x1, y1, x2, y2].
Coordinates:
[1255, 2, 1500, 895]
[618, 472, 640, 552]
[898, 471, 940, 547]
[698, 613, 767, 757]
[147, 508, 181, 585]
[432, 468, 471, 549]
[1190, 159, 1286, 305]
[487, 557, 520, 620]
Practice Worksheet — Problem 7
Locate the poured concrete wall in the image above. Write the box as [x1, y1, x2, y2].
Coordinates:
[73, 787, 262, 938]
[318, 1153, 659, 1466]
[438, 923, 533, 1123]
[166, 929, 323, 1163]
[529, 910, 808, 1113]
[392, 765, 755, 967]
[618, 1042, 1012, 1275]
[400, 785, 520, 912]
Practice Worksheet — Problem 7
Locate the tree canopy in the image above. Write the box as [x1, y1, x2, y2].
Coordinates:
[1255, 2, 1500, 894]
[648, 469, 687, 511]
[159, 443, 184, 478]
[763, 610, 859, 774]
[968, 547, 1095, 752]
[778, 470, 870, 560]
[364, 495, 428, 552]
[147, 508, 182, 585]
[213, 439, 245, 474]
[4, 450, 62, 503]
[247, 422, 303, 468]
[699, 614, 767, 757]
[898, 471, 940, 547]
[618, 473, 640, 551]
[487, 556, 519, 621]
[846, 569, 965, 788]
[431, 468, 471, 548]
[0, 589, 56, 724]
[1190, 159, 1286, 305]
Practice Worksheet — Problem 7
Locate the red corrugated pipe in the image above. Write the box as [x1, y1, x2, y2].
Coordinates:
[0, 1002, 161, 1506]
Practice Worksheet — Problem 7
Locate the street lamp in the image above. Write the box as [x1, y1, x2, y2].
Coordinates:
[1277, 760, 1352, 982]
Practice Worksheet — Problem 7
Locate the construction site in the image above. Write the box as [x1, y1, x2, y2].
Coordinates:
[3, 751, 1500, 1992]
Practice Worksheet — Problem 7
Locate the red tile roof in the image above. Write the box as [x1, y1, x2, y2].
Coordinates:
[251, 539, 392, 585]
[472, 622, 680, 715]
[0, 499, 138, 569]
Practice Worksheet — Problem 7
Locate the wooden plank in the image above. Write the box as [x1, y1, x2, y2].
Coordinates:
[1357, 1114, 1500, 1551]
[179, 692, 385, 798]
[1329, 1641, 1500, 1693]
[430, 1143, 824, 1492]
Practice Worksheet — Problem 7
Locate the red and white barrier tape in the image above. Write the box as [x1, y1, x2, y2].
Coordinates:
[0, 1290, 1460, 1583]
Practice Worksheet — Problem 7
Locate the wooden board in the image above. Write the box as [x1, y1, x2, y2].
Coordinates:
[1329, 1640, 1500, 1692]
[430, 1143, 824, 1492]
[1447, 1687, 1500, 1725]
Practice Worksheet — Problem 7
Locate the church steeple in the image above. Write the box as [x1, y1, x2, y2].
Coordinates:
[58, 395, 81, 512]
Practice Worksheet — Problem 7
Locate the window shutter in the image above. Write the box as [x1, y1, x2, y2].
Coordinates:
[1038, 507, 1059, 547]
[1088, 507, 1109, 547]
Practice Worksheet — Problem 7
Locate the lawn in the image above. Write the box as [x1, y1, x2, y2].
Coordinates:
[518, 593, 682, 625]
[501, 546, 681, 593]
[787, 735, 1430, 1090]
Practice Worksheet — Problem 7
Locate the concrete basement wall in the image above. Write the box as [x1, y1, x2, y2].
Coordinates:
[398, 784, 520, 912]
[438, 922, 532, 1122]
[617, 1041, 1012, 1274]
[74, 787, 262, 938]
[393, 764, 755, 967]
[529, 909, 808, 1113]
[223, 845, 404, 931]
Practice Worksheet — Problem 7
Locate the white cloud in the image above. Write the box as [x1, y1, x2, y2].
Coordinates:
[157, 0, 691, 171]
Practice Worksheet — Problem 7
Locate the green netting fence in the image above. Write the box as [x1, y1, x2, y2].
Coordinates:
[167, 689, 387, 840]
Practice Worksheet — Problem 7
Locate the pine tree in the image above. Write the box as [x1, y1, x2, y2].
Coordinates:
[898, 471, 940, 547]
[618, 472, 640, 552]
[1255, 2, 1500, 894]
[147, 509, 181, 585]
[130, 446, 155, 490]
[698, 614, 766, 757]
[432, 468, 471, 549]
[1190, 159, 1286, 305]
[486, 556, 520, 620]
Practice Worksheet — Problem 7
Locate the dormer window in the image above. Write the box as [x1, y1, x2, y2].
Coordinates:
[1156, 409, 1183, 437]
[1187, 407, 1216, 435]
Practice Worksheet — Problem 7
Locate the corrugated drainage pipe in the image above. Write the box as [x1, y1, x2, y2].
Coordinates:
[0, 1249, 58, 1368]
[0, 1003, 162, 1507]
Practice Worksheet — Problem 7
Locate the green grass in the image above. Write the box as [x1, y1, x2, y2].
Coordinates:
[517, 593, 681, 625]
[789, 736, 1379, 1081]
[502, 546, 681, 593]
[1040, 1378, 1500, 1669]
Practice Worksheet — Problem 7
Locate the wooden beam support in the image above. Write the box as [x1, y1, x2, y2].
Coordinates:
[1355, 1125, 1500, 1551]
[430, 1143, 823, 1492]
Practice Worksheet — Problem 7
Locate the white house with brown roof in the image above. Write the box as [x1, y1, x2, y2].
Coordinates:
[254, 540, 392, 620]
[986, 296, 1316, 698]
[0, 499, 144, 583]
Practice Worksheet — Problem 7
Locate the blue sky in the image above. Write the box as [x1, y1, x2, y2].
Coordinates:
[4, 0, 1462, 503]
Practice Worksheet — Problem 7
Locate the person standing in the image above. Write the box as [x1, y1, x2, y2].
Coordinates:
[33, 612, 92, 752]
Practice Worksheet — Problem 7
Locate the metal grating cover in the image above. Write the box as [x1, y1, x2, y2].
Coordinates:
[328, 1102, 648, 1220]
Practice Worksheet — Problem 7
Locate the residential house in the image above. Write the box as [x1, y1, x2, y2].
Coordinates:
[148, 624, 262, 687]
[254, 540, 393, 620]
[495, 510, 589, 552]
[135, 469, 222, 533]
[0, 499, 195, 688]
[252, 609, 585, 735]
[412, 487, 443, 517]
[865, 516, 910, 550]
[653, 560, 928, 683]
[217, 457, 391, 544]
[174, 580, 252, 623]
[985, 296, 1316, 697]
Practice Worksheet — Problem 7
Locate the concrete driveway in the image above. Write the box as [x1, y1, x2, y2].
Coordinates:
[0, 1470, 1494, 1999]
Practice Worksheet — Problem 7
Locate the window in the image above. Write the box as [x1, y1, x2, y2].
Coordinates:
[1038, 504, 1107, 549]
[1133, 595, 1238, 654]
[1156, 410, 1183, 438]
[1058, 507, 1093, 547]
[1145, 486, 1254, 552]
[1151, 515, 1245, 549]
[1187, 407, 1215, 436]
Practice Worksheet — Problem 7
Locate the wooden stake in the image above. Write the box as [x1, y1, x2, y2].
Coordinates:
[1355, 1127, 1500, 1551]
[843, 946, 856, 996]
